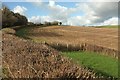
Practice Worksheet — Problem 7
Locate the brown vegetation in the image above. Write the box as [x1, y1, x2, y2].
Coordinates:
[23, 26, 118, 58]
[48, 42, 118, 59]
[2, 31, 97, 79]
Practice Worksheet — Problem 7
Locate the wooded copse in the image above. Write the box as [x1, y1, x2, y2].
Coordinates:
[2, 6, 28, 28]
[1, 6, 62, 28]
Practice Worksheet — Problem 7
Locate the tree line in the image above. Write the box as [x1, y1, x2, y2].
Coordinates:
[2, 6, 28, 28]
[1, 6, 62, 28]
[33, 21, 62, 26]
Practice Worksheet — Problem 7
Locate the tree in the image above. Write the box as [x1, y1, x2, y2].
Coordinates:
[14, 13, 28, 26]
[44, 21, 50, 26]
[2, 6, 15, 27]
[2, 6, 28, 28]
[51, 21, 59, 25]
[59, 22, 62, 25]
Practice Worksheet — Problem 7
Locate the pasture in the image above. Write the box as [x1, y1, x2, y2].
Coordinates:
[16, 25, 119, 78]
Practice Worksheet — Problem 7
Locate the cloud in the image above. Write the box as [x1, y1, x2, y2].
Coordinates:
[67, 16, 90, 26]
[67, 17, 118, 26]
[29, 1, 118, 26]
[13, 6, 27, 15]
[66, 2, 118, 26]
[89, 0, 119, 2]
[100, 17, 118, 25]
[91, 2, 118, 22]
[29, 1, 79, 24]
[25, 0, 42, 2]
[76, 2, 118, 23]
[49, 0, 55, 6]
[47, 0, 78, 21]
[28, 16, 56, 23]
[70, 1, 118, 26]
[28, 16, 41, 23]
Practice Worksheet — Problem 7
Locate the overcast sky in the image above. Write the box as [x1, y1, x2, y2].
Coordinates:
[3, 0, 119, 26]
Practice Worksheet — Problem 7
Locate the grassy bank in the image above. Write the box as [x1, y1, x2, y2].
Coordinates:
[15, 27, 32, 39]
[62, 51, 118, 78]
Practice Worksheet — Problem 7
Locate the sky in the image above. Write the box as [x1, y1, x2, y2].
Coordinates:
[2, 0, 119, 26]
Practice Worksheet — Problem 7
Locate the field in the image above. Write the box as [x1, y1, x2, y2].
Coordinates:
[62, 51, 118, 78]
[15, 25, 119, 78]
[16, 26, 118, 50]
[16, 25, 118, 59]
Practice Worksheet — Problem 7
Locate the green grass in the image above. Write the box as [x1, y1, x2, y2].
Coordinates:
[62, 51, 118, 78]
[15, 27, 32, 39]
[16, 27, 48, 43]
[96, 25, 119, 28]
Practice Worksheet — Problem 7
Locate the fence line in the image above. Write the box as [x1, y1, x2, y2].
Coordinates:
[43, 41, 118, 59]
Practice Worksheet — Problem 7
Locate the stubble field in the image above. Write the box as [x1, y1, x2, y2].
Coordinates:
[17, 26, 118, 50]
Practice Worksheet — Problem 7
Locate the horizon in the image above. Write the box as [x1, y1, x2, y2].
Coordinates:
[2, 0, 119, 26]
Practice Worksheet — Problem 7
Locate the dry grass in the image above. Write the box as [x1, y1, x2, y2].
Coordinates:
[22, 26, 118, 50]
[2, 32, 97, 79]
[16, 26, 118, 58]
